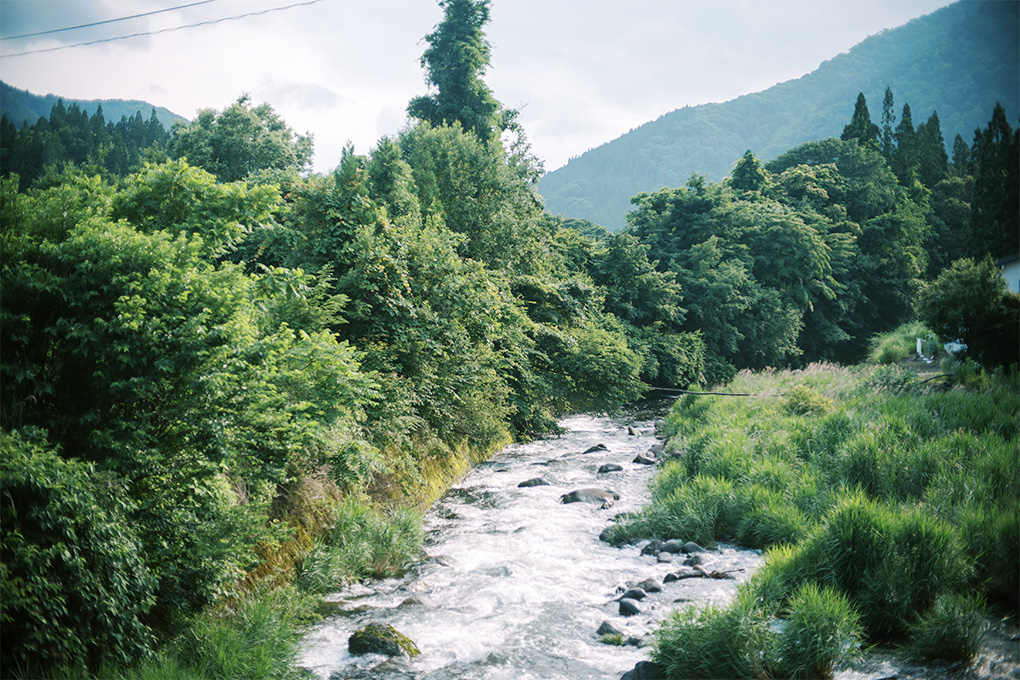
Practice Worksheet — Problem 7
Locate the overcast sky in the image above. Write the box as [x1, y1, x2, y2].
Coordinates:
[1, 0, 957, 173]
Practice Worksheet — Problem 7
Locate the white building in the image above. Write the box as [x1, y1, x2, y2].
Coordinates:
[998, 254, 1020, 294]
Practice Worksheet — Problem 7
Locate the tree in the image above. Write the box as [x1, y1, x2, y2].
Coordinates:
[892, 103, 919, 185]
[729, 150, 771, 196]
[881, 86, 896, 159]
[969, 103, 1020, 259]
[918, 256, 1019, 368]
[168, 96, 313, 182]
[841, 93, 880, 151]
[916, 111, 949, 188]
[407, 0, 503, 143]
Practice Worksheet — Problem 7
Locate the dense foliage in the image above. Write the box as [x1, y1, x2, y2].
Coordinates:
[606, 364, 1018, 678]
[623, 94, 1018, 383]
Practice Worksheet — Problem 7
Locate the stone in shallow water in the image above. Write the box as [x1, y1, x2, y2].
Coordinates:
[348, 622, 420, 658]
[621, 660, 667, 679]
[619, 598, 641, 616]
[598, 463, 624, 474]
[517, 477, 549, 487]
[560, 488, 619, 508]
[583, 443, 609, 453]
[597, 621, 623, 637]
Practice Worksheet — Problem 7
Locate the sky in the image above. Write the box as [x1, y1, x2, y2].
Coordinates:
[0, 0, 958, 174]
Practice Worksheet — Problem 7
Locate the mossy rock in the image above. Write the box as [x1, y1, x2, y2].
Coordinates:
[348, 622, 421, 658]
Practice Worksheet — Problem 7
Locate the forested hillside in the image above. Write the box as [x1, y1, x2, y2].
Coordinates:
[1, 81, 186, 131]
[538, 0, 1019, 229]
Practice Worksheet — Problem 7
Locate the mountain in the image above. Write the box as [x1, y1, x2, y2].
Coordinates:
[1, 81, 188, 130]
[537, 0, 1019, 230]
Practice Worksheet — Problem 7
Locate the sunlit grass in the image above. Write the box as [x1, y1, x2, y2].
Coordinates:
[634, 363, 1018, 676]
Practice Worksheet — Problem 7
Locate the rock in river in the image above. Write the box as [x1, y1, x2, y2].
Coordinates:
[621, 660, 667, 679]
[619, 598, 641, 616]
[560, 488, 620, 508]
[348, 622, 421, 658]
[518, 477, 549, 487]
[598, 463, 624, 474]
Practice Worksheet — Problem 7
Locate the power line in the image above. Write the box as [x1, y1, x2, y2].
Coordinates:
[1, 0, 224, 41]
[0, 0, 329, 58]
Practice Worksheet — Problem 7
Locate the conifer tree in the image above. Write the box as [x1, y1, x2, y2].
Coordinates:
[970, 103, 1020, 259]
[841, 93, 880, 151]
[892, 103, 919, 184]
[881, 86, 896, 159]
[916, 111, 949, 188]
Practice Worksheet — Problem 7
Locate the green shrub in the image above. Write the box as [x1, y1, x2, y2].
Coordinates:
[783, 384, 834, 416]
[297, 497, 424, 593]
[868, 320, 937, 364]
[736, 485, 811, 548]
[179, 587, 314, 680]
[907, 593, 988, 662]
[0, 431, 156, 677]
[653, 602, 770, 680]
[770, 583, 863, 679]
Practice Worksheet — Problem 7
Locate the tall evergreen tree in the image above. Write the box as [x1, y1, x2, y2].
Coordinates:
[892, 103, 919, 184]
[969, 103, 1020, 259]
[951, 133, 973, 177]
[406, 0, 503, 143]
[916, 111, 949, 188]
[841, 93, 880, 151]
[881, 86, 896, 159]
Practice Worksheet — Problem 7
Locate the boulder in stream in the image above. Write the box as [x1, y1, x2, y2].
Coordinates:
[348, 622, 421, 658]
[621, 587, 647, 601]
[632, 454, 657, 465]
[681, 541, 706, 553]
[518, 477, 550, 488]
[560, 488, 620, 508]
[583, 443, 609, 454]
[598, 463, 624, 474]
[619, 598, 641, 616]
[597, 621, 623, 637]
[640, 539, 664, 556]
[637, 578, 662, 593]
[621, 660, 667, 679]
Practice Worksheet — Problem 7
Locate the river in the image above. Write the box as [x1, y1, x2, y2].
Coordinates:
[298, 401, 763, 679]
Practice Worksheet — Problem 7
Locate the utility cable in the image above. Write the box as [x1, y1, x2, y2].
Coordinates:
[0, 0, 329, 58]
[1, 0, 224, 41]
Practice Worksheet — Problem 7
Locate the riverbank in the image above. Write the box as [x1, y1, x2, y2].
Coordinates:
[610, 362, 1019, 679]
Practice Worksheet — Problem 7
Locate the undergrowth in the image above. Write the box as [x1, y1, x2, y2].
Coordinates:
[624, 362, 1019, 678]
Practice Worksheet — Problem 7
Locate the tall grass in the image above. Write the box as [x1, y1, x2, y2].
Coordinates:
[53, 586, 317, 680]
[634, 363, 1018, 676]
[297, 496, 424, 593]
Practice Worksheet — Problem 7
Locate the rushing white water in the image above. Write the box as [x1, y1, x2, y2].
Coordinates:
[299, 405, 764, 680]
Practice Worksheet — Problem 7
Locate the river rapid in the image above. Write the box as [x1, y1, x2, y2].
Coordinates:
[299, 402, 763, 680]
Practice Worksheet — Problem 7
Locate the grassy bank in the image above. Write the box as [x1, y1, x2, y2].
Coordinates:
[605, 362, 1018, 679]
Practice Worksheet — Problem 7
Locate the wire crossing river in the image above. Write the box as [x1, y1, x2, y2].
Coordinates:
[299, 404, 763, 679]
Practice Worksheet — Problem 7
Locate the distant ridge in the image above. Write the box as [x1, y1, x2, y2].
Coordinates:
[537, 0, 1019, 230]
[1, 81, 189, 130]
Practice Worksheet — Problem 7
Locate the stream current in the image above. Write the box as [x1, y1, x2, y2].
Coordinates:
[299, 402, 763, 680]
